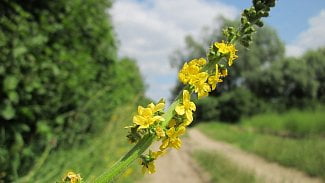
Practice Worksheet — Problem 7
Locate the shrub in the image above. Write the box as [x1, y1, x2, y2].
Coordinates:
[0, 0, 145, 181]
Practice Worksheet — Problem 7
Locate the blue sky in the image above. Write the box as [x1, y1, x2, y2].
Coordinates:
[111, 0, 325, 101]
[223, 0, 325, 43]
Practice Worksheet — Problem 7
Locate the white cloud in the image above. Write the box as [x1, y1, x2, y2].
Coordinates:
[110, 0, 237, 101]
[286, 9, 325, 57]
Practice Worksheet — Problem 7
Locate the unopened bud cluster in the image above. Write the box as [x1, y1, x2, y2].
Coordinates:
[224, 0, 276, 47]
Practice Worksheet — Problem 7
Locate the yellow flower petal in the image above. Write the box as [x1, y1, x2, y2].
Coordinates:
[185, 110, 193, 122]
[183, 90, 190, 102]
[148, 162, 156, 174]
[141, 108, 153, 117]
[138, 106, 145, 115]
[155, 126, 165, 138]
[147, 103, 155, 111]
[160, 138, 169, 150]
[190, 102, 196, 111]
[170, 138, 182, 149]
[175, 105, 185, 115]
[133, 115, 146, 126]
[151, 150, 166, 159]
[154, 102, 165, 112]
[177, 126, 186, 136]
[166, 127, 175, 137]
[153, 115, 164, 122]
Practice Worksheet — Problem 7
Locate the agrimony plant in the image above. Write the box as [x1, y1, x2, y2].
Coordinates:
[61, 0, 277, 182]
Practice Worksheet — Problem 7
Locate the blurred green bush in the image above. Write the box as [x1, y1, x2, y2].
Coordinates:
[0, 0, 145, 181]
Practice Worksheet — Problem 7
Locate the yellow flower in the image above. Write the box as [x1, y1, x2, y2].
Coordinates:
[178, 63, 200, 84]
[208, 64, 223, 90]
[62, 171, 82, 183]
[181, 119, 192, 127]
[155, 126, 165, 138]
[190, 72, 211, 98]
[133, 102, 165, 129]
[215, 41, 229, 54]
[141, 161, 156, 174]
[227, 45, 238, 66]
[148, 99, 165, 113]
[214, 41, 238, 66]
[220, 68, 228, 77]
[188, 58, 207, 67]
[194, 81, 211, 98]
[175, 90, 196, 122]
[151, 150, 166, 159]
[160, 126, 186, 150]
[140, 150, 165, 174]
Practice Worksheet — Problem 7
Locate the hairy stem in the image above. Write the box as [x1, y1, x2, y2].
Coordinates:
[94, 134, 154, 183]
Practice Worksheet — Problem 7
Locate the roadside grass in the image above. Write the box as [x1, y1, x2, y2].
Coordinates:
[17, 104, 142, 183]
[194, 150, 261, 183]
[198, 122, 325, 180]
[242, 107, 325, 138]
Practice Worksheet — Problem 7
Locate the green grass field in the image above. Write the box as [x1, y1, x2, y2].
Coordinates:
[198, 108, 325, 180]
[242, 107, 325, 138]
[16, 104, 141, 183]
[194, 150, 260, 183]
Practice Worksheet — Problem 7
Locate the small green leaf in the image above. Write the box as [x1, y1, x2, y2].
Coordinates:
[55, 116, 65, 125]
[8, 91, 19, 103]
[4, 75, 19, 91]
[2, 103, 15, 120]
[0, 66, 5, 75]
[13, 46, 27, 58]
[37, 121, 51, 135]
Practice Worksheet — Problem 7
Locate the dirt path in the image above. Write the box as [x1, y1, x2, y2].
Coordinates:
[141, 136, 211, 183]
[142, 128, 323, 183]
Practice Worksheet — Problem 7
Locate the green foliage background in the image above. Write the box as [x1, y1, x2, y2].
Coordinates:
[0, 0, 146, 181]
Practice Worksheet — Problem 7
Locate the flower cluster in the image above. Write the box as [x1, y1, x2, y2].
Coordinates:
[57, 1, 276, 182]
[178, 41, 235, 99]
[126, 100, 168, 174]
[126, 100, 165, 143]
[214, 41, 238, 66]
[178, 58, 211, 98]
[128, 41, 237, 174]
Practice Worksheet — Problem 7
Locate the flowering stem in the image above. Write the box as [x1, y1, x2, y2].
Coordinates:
[94, 96, 181, 183]
[94, 134, 154, 183]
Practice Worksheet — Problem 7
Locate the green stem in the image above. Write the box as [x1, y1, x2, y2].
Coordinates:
[94, 134, 154, 183]
[94, 97, 181, 183]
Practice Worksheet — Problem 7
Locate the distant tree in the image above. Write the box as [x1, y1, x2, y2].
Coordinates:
[303, 48, 325, 102]
[246, 57, 319, 109]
